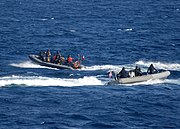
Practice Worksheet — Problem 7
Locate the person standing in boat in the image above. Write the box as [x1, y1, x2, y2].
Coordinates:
[117, 67, 128, 79]
[147, 64, 158, 74]
[46, 49, 51, 62]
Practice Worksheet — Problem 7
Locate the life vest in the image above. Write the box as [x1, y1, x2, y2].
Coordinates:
[53, 55, 57, 61]
[67, 57, 73, 63]
[73, 61, 80, 69]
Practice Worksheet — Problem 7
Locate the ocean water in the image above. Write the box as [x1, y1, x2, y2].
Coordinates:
[0, 0, 180, 128]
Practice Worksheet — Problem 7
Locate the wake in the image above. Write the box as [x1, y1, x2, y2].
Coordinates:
[10, 60, 180, 72]
[10, 61, 46, 68]
[7, 60, 179, 87]
[10, 61, 58, 70]
[1, 75, 179, 87]
[0, 75, 103, 87]
[135, 60, 180, 71]
[83, 60, 180, 72]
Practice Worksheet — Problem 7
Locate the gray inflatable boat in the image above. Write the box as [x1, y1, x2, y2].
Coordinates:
[29, 55, 83, 70]
[108, 70, 170, 85]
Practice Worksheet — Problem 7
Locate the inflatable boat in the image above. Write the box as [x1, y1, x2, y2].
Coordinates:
[29, 55, 83, 70]
[107, 70, 170, 85]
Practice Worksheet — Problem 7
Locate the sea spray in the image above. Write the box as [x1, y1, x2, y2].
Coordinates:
[135, 60, 180, 71]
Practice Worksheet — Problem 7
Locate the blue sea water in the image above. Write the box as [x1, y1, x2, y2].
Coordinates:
[0, 0, 180, 128]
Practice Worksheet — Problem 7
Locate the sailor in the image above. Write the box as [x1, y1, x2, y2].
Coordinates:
[108, 70, 116, 80]
[117, 67, 128, 79]
[46, 49, 51, 62]
[134, 66, 142, 76]
[54, 55, 60, 64]
[39, 51, 44, 61]
[53, 50, 61, 63]
[67, 55, 73, 65]
[108, 71, 113, 78]
[53, 55, 56, 63]
[147, 64, 158, 74]
[82, 55, 85, 61]
[60, 57, 65, 64]
[129, 70, 135, 77]
[57, 50, 61, 56]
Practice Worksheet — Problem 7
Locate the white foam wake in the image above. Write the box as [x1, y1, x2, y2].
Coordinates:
[10, 61, 57, 70]
[135, 60, 180, 71]
[0, 75, 103, 87]
[164, 79, 180, 85]
[117, 28, 133, 32]
[82, 65, 123, 71]
[84, 61, 180, 72]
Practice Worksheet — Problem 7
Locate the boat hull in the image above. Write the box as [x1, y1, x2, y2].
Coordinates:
[108, 71, 170, 85]
[29, 55, 83, 70]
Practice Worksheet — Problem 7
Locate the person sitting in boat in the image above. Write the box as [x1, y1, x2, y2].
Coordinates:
[53, 51, 60, 60]
[56, 50, 61, 56]
[77, 54, 85, 63]
[46, 49, 51, 62]
[117, 67, 128, 79]
[53, 51, 62, 64]
[67, 55, 73, 65]
[59, 57, 65, 65]
[147, 64, 158, 74]
[56, 56, 65, 65]
[134, 66, 142, 76]
[39, 51, 45, 61]
[129, 70, 135, 77]
[55, 55, 61, 64]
